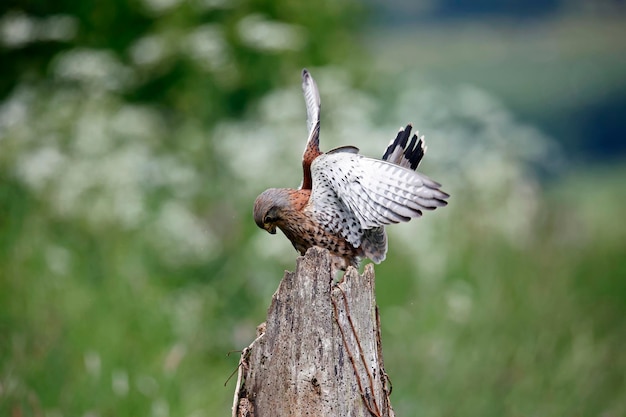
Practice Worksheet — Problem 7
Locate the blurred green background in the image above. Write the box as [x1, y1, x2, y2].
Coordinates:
[1, 0, 625, 415]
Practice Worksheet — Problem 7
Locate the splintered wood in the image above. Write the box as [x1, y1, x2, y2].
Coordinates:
[232, 247, 394, 417]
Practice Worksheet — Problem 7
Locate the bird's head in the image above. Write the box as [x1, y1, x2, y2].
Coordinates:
[253, 188, 290, 235]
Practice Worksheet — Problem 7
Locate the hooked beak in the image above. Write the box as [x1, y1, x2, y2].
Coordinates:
[264, 224, 277, 234]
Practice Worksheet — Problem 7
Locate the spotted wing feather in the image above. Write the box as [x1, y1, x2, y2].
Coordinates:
[310, 151, 449, 234]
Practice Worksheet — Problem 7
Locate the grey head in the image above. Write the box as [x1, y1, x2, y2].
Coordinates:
[253, 188, 292, 234]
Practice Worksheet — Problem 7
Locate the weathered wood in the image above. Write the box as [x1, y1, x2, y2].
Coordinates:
[233, 247, 394, 417]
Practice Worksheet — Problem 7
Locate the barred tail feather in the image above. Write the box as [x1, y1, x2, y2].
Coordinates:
[382, 124, 426, 170]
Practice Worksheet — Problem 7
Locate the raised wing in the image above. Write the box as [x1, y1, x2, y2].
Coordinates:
[302, 69, 321, 146]
[300, 69, 323, 190]
[309, 151, 449, 235]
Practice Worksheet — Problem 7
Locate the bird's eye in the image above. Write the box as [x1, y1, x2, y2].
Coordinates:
[264, 209, 279, 224]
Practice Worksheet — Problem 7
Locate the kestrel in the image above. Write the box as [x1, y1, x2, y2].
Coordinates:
[254, 69, 449, 271]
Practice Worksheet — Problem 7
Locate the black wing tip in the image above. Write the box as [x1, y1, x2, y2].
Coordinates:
[431, 187, 450, 202]
[420, 198, 449, 210]
[432, 198, 449, 208]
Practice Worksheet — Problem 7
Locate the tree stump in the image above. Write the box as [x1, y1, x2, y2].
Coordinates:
[232, 247, 394, 417]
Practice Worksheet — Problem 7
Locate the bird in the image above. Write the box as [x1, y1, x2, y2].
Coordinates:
[253, 69, 449, 271]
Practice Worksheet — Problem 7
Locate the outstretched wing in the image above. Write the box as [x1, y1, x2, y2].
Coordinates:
[308, 151, 449, 239]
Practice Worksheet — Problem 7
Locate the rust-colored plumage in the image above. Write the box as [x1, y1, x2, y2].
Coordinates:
[253, 69, 449, 271]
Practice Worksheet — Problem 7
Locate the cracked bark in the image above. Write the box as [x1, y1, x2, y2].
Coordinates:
[232, 247, 394, 417]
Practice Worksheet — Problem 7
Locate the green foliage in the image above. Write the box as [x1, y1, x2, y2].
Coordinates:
[0, 0, 364, 415]
[1, 2, 625, 416]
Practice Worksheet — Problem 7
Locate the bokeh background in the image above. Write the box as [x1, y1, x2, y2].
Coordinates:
[1, 0, 625, 415]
